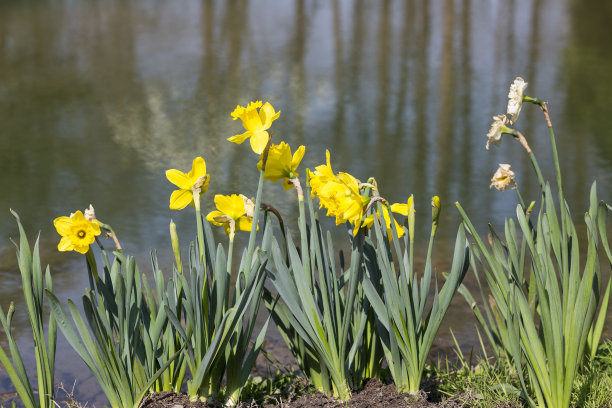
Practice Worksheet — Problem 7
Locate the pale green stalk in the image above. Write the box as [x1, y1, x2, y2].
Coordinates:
[362, 199, 469, 394]
[0, 211, 57, 408]
[455, 96, 612, 407]
[266, 177, 372, 401]
[47, 248, 181, 408]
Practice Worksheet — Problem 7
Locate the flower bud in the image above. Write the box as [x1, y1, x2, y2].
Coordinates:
[431, 196, 441, 226]
[407, 195, 415, 243]
[169, 220, 182, 274]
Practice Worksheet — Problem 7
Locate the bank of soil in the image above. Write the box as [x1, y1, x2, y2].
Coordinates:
[140, 378, 513, 408]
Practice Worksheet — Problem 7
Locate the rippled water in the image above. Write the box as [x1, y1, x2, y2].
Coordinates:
[1, 0, 612, 404]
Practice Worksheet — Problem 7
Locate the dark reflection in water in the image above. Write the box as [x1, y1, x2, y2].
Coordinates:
[1, 0, 612, 404]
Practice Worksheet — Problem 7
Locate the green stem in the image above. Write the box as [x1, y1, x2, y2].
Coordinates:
[193, 193, 205, 264]
[515, 187, 526, 209]
[245, 169, 265, 276]
[528, 151, 546, 192]
[227, 231, 235, 278]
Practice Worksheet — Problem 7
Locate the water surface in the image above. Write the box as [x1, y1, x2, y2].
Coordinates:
[1, 0, 612, 404]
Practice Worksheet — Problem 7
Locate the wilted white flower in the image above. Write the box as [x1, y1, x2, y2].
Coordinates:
[486, 115, 509, 150]
[490, 164, 517, 191]
[507, 77, 528, 124]
[241, 194, 255, 218]
[84, 204, 96, 222]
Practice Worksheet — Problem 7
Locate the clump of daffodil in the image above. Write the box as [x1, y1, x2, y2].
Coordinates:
[206, 194, 255, 239]
[54, 211, 101, 254]
[490, 163, 517, 191]
[166, 157, 210, 210]
[507, 77, 528, 124]
[309, 150, 370, 234]
[257, 141, 305, 191]
[227, 101, 281, 154]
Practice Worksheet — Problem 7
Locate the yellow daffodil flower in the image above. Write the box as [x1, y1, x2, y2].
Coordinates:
[309, 151, 370, 234]
[308, 150, 338, 198]
[228, 101, 281, 154]
[257, 142, 305, 190]
[363, 204, 407, 239]
[206, 194, 254, 236]
[53, 211, 101, 254]
[166, 157, 210, 210]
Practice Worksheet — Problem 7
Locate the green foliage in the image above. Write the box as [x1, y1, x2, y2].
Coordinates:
[361, 201, 470, 394]
[46, 249, 180, 408]
[456, 94, 612, 408]
[166, 216, 269, 405]
[0, 211, 57, 408]
[265, 187, 382, 401]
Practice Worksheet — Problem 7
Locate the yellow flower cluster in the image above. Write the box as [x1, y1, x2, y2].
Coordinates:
[308, 150, 371, 234]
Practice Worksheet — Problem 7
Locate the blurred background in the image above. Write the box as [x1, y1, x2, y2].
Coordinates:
[1, 0, 612, 404]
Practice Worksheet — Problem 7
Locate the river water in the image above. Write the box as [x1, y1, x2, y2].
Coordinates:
[1, 0, 612, 404]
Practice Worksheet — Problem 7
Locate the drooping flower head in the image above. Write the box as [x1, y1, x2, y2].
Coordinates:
[308, 150, 338, 198]
[166, 157, 210, 210]
[257, 142, 305, 190]
[490, 164, 517, 191]
[486, 114, 509, 150]
[206, 194, 254, 236]
[54, 211, 101, 254]
[228, 101, 281, 154]
[309, 151, 370, 235]
[507, 77, 528, 124]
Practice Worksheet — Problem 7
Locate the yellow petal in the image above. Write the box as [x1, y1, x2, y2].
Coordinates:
[282, 178, 295, 190]
[227, 131, 253, 145]
[291, 145, 306, 171]
[71, 211, 86, 223]
[88, 220, 102, 236]
[73, 244, 90, 254]
[390, 203, 409, 216]
[242, 104, 264, 132]
[362, 215, 374, 229]
[57, 236, 74, 252]
[214, 194, 232, 214]
[206, 210, 225, 226]
[238, 216, 253, 232]
[54, 216, 72, 236]
[250, 131, 270, 155]
[166, 169, 192, 190]
[169, 189, 194, 210]
[393, 219, 405, 238]
[258, 103, 279, 130]
[187, 157, 207, 181]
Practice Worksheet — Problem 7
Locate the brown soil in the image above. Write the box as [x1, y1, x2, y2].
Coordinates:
[139, 378, 494, 408]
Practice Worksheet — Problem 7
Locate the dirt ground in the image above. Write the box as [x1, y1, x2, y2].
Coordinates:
[140, 378, 498, 408]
